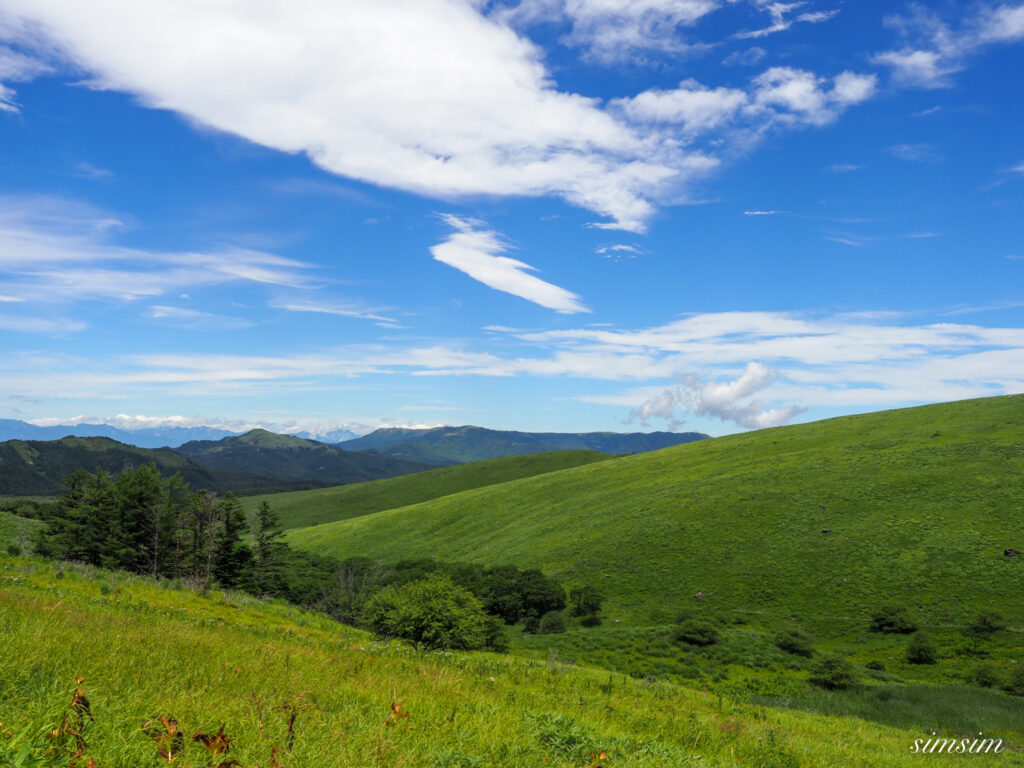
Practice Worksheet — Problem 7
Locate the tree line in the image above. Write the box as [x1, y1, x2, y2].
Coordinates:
[28, 464, 600, 649]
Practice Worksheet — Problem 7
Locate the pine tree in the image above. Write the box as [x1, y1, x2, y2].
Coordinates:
[212, 493, 252, 589]
[251, 501, 289, 596]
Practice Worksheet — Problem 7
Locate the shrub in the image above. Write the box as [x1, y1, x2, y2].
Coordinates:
[569, 586, 603, 624]
[364, 573, 488, 650]
[865, 660, 886, 671]
[868, 605, 917, 634]
[964, 611, 1005, 652]
[968, 662, 1003, 689]
[5, 544, 19, 557]
[1003, 666, 1024, 697]
[537, 611, 567, 634]
[905, 632, 938, 665]
[522, 611, 541, 634]
[674, 619, 719, 647]
[774, 629, 814, 657]
[482, 615, 509, 653]
[808, 654, 856, 690]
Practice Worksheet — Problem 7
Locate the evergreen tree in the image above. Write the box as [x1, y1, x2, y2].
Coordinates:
[212, 492, 252, 589]
[251, 501, 289, 596]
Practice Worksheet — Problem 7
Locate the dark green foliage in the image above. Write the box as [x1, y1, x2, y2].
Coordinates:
[250, 501, 290, 596]
[674, 619, 720, 647]
[482, 614, 510, 652]
[808, 654, 856, 690]
[968, 663, 1003, 689]
[964, 611, 1005, 652]
[5, 544, 18, 556]
[364, 574, 488, 650]
[774, 629, 814, 657]
[537, 611, 567, 634]
[868, 606, 917, 634]
[1004, 666, 1024, 696]
[865, 660, 886, 671]
[569, 585, 603, 626]
[905, 632, 938, 665]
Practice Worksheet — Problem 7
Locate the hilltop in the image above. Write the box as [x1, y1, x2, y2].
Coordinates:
[177, 429, 431, 486]
[241, 450, 611, 530]
[290, 395, 1024, 635]
[340, 424, 708, 465]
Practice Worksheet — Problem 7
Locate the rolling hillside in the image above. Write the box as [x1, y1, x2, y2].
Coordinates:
[290, 395, 1024, 635]
[177, 429, 430, 486]
[242, 450, 611, 529]
[3, 557, 1018, 766]
[0, 436, 284, 496]
[340, 425, 707, 465]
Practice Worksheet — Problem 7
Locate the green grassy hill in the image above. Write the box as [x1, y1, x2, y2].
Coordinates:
[177, 429, 431, 485]
[289, 395, 1024, 637]
[340, 425, 707, 465]
[3, 556, 1019, 766]
[242, 450, 611, 530]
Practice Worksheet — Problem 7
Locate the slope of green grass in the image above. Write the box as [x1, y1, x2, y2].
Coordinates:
[3, 556, 1019, 766]
[0, 511, 43, 552]
[242, 450, 611, 530]
[289, 395, 1024, 637]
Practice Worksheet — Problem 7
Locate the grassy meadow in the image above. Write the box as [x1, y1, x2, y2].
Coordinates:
[241, 450, 610, 530]
[2, 556, 1020, 767]
[288, 395, 1024, 633]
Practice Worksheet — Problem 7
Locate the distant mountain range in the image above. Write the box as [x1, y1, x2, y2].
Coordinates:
[0, 422, 710, 496]
[0, 419, 358, 449]
[339, 425, 709, 465]
[176, 430, 429, 486]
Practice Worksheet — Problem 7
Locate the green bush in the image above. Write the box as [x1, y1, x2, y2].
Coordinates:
[865, 660, 885, 671]
[1003, 666, 1024, 697]
[968, 662, 1003, 689]
[868, 605, 917, 634]
[773, 629, 813, 657]
[569, 585, 603, 626]
[5, 544, 18, 557]
[905, 632, 938, 665]
[364, 573, 488, 650]
[964, 611, 1005, 651]
[674, 619, 719, 647]
[808, 654, 856, 690]
[482, 614, 509, 652]
[537, 611, 567, 634]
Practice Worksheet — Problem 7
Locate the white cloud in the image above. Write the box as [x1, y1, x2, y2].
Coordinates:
[0, 0, 708, 232]
[629, 361, 803, 429]
[736, 2, 839, 39]
[0, 43, 50, 113]
[146, 305, 252, 331]
[596, 244, 642, 260]
[722, 46, 767, 66]
[614, 79, 748, 131]
[268, 298, 396, 324]
[825, 163, 861, 173]
[744, 209, 785, 215]
[873, 3, 1024, 88]
[497, 0, 721, 63]
[887, 143, 943, 163]
[615, 66, 876, 139]
[431, 215, 589, 313]
[0, 313, 85, 334]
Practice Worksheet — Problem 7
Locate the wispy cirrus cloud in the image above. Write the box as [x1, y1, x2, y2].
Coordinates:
[0, 195, 313, 307]
[736, 2, 839, 40]
[873, 2, 1024, 88]
[431, 215, 589, 314]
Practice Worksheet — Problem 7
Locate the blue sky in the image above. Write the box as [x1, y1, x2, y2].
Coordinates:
[0, 0, 1022, 438]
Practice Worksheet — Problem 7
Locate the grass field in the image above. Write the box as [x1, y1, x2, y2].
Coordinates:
[289, 395, 1024, 635]
[242, 450, 610, 530]
[0, 511, 43, 553]
[3, 555, 1020, 767]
